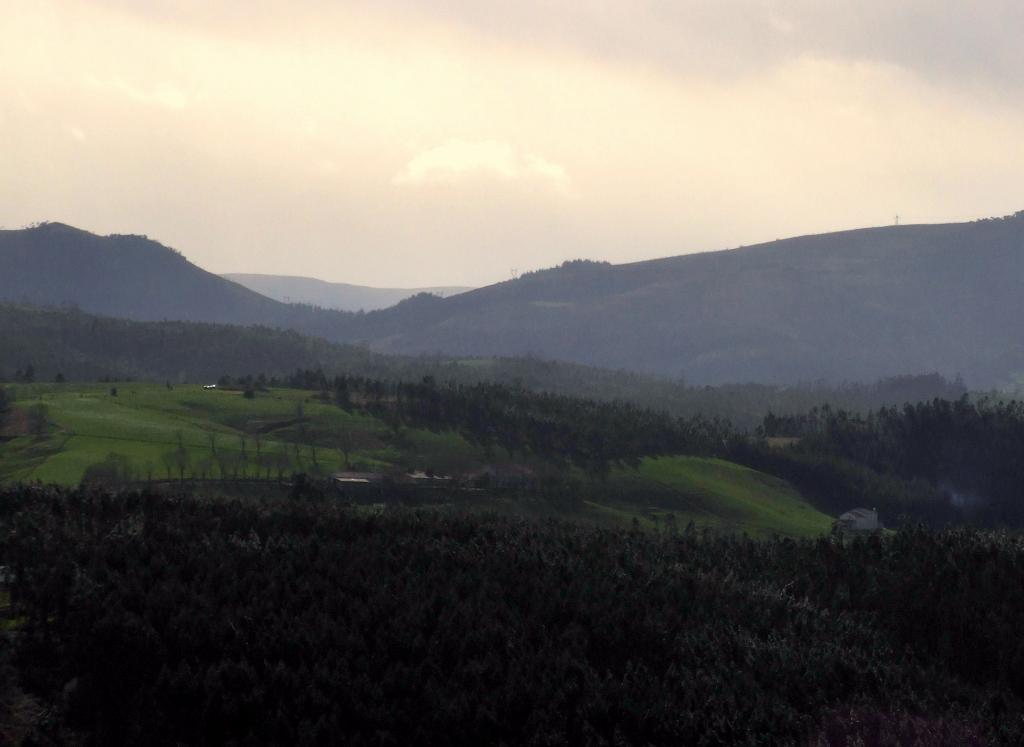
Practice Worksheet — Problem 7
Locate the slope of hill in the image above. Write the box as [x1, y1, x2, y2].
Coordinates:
[0, 381, 832, 538]
[5, 214, 1024, 386]
[222, 273, 471, 311]
[0, 223, 294, 325]
[358, 214, 1024, 386]
[0, 304, 968, 428]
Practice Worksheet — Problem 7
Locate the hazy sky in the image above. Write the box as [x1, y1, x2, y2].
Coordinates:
[3, 1, 1023, 286]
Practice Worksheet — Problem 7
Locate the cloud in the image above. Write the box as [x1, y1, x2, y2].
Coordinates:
[65, 125, 87, 142]
[87, 75, 189, 110]
[393, 140, 571, 193]
[368, 1, 1024, 91]
[82, 2, 1024, 94]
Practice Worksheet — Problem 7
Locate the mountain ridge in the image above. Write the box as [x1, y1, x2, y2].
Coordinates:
[3, 214, 1023, 386]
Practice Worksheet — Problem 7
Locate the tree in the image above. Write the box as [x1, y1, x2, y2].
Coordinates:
[335, 428, 374, 470]
[273, 451, 291, 481]
[334, 380, 352, 411]
[238, 436, 249, 477]
[215, 451, 232, 480]
[174, 446, 190, 481]
[336, 430, 355, 470]
[26, 404, 49, 437]
[81, 452, 133, 485]
[161, 451, 176, 480]
[257, 452, 274, 480]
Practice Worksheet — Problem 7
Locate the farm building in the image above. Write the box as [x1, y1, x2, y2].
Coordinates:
[333, 471, 384, 485]
[405, 470, 451, 484]
[837, 508, 880, 534]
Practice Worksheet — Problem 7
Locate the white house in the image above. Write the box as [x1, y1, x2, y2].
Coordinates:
[333, 471, 384, 485]
[837, 508, 880, 533]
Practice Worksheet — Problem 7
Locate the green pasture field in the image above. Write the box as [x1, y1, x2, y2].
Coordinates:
[599, 456, 835, 538]
[0, 382, 834, 537]
[0, 382, 432, 484]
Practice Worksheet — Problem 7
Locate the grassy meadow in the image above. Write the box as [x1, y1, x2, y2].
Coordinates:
[0, 382, 834, 537]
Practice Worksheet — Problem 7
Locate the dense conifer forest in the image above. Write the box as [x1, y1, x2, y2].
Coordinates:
[2, 487, 1023, 744]
[5, 358, 1024, 745]
[735, 397, 1024, 527]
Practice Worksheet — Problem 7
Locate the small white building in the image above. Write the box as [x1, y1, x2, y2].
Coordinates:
[333, 471, 384, 485]
[837, 508, 880, 533]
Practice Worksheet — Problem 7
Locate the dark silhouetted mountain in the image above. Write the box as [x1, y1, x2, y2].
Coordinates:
[354, 215, 1024, 386]
[222, 273, 471, 311]
[4, 215, 1024, 386]
[0, 223, 366, 340]
[0, 223, 289, 324]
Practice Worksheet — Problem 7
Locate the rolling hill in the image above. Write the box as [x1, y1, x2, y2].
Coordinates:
[0, 381, 833, 538]
[4, 214, 1024, 386]
[222, 273, 471, 311]
[358, 213, 1024, 386]
[0, 304, 968, 429]
[0, 223, 381, 343]
[0, 223, 290, 325]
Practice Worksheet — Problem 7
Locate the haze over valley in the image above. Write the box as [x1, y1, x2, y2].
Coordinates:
[222, 273, 472, 312]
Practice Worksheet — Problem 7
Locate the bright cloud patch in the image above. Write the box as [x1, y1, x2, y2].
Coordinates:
[393, 140, 570, 192]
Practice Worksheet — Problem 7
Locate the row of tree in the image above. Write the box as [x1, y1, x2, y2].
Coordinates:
[268, 369, 732, 477]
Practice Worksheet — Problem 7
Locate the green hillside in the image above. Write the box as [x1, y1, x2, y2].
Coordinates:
[600, 456, 834, 538]
[0, 383, 833, 537]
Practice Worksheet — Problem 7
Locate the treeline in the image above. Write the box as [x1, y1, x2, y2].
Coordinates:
[274, 369, 730, 477]
[2, 487, 1022, 744]
[0, 303, 969, 429]
[736, 397, 1024, 526]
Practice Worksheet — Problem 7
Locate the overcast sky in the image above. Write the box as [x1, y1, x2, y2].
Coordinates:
[3, 1, 1023, 286]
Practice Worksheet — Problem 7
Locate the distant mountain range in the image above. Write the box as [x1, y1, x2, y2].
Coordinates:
[3, 214, 1023, 386]
[221, 273, 471, 311]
